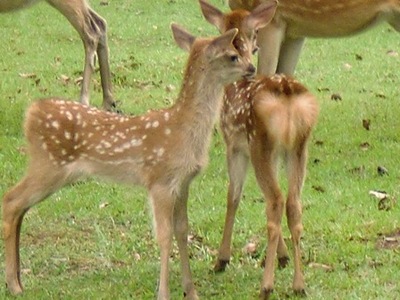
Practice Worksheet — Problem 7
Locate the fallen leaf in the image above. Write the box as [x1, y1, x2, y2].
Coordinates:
[360, 142, 370, 151]
[331, 93, 342, 101]
[312, 185, 325, 193]
[308, 262, 334, 272]
[99, 202, 109, 209]
[369, 190, 388, 200]
[343, 63, 352, 70]
[362, 119, 370, 130]
[377, 166, 388, 176]
[243, 242, 257, 256]
[315, 140, 324, 146]
[375, 92, 386, 99]
[59, 74, 70, 85]
[386, 50, 398, 57]
[19, 73, 37, 79]
[348, 165, 365, 175]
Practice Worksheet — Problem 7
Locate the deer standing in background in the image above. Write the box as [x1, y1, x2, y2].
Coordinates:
[2, 23, 256, 299]
[228, 0, 400, 75]
[0, 0, 115, 110]
[200, 1, 319, 298]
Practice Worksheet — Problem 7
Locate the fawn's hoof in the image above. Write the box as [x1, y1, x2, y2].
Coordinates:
[260, 255, 290, 269]
[294, 288, 307, 297]
[213, 259, 230, 272]
[104, 100, 122, 113]
[183, 290, 199, 300]
[259, 288, 273, 300]
[6, 282, 23, 296]
[278, 256, 290, 269]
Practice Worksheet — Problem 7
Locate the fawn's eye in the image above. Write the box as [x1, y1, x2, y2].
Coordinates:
[230, 55, 239, 62]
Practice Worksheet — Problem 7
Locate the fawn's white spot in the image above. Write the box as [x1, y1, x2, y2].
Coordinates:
[64, 131, 72, 140]
[131, 139, 143, 147]
[152, 121, 159, 128]
[65, 111, 73, 121]
[164, 112, 170, 121]
[153, 147, 165, 157]
[51, 120, 60, 130]
[164, 128, 171, 135]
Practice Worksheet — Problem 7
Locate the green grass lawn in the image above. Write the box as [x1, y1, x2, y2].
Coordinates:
[1, 0, 399, 299]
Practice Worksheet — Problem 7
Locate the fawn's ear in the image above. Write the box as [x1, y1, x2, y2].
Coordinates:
[245, 0, 277, 30]
[171, 23, 196, 52]
[199, 0, 225, 32]
[207, 28, 238, 54]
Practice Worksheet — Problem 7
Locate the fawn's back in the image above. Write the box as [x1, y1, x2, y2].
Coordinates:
[223, 74, 319, 150]
[26, 99, 187, 187]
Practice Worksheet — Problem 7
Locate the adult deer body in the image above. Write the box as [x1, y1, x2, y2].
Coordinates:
[200, 1, 319, 298]
[228, 0, 400, 75]
[0, 0, 115, 109]
[2, 24, 255, 299]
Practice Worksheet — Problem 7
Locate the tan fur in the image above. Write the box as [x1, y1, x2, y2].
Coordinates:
[0, 0, 115, 109]
[2, 24, 255, 299]
[228, 0, 400, 74]
[200, 2, 319, 298]
[217, 75, 319, 299]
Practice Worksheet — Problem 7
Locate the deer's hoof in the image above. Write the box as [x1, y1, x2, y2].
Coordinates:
[278, 256, 290, 269]
[213, 259, 229, 273]
[294, 288, 307, 297]
[259, 288, 273, 300]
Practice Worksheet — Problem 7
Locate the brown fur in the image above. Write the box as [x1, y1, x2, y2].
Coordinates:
[228, 0, 400, 75]
[2, 24, 255, 299]
[200, 2, 319, 298]
[0, 0, 115, 109]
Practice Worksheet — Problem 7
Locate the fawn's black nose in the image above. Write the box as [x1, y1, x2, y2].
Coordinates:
[245, 64, 256, 78]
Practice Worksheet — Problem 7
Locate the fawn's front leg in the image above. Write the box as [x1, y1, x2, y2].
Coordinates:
[173, 183, 199, 300]
[149, 185, 175, 300]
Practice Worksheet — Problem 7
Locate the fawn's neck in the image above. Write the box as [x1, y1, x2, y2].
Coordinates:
[171, 56, 225, 158]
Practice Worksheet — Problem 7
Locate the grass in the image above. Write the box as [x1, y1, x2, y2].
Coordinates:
[0, 0, 400, 299]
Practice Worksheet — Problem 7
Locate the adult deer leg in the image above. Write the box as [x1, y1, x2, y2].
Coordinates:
[48, 0, 115, 110]
[256, 22, 284, 76]
[276, 37, 305, 75]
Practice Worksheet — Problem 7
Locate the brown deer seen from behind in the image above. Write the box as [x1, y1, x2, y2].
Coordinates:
[0, 0, 115, 109]
[2, 23, 256, 299]
[200, 1, 319, 298]
[228, 0, 400, 75]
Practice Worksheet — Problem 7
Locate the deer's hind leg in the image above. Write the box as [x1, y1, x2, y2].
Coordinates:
[215, 146, 249, 272]
[285, 142, 308, 295]
[47, 0, 115, 110]
[3, 164, 71, 295]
